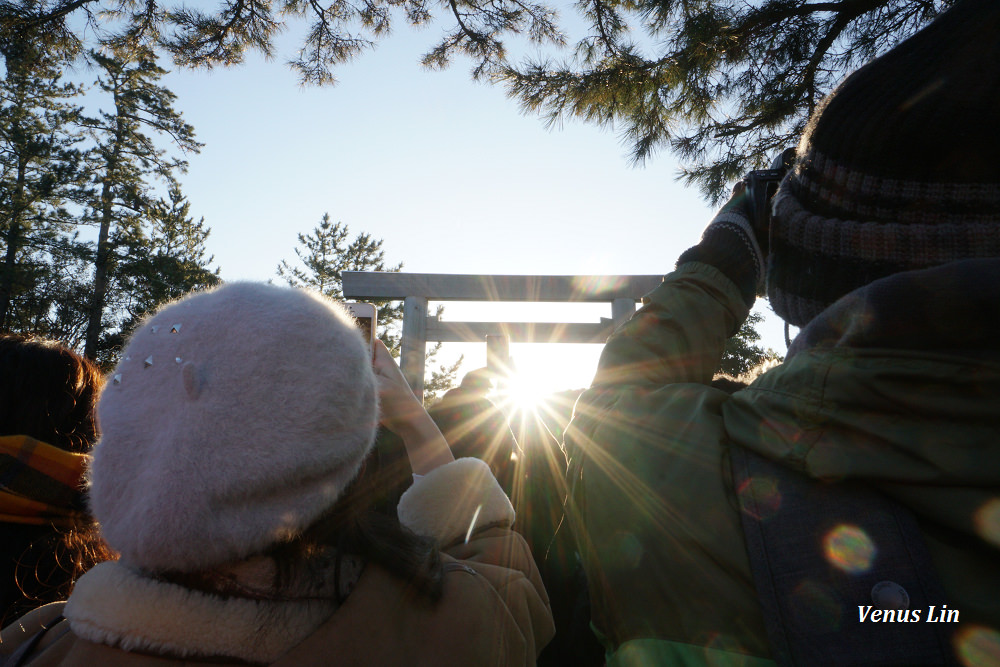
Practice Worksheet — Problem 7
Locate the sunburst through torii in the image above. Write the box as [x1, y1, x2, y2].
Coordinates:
[341, 271, 663, 402]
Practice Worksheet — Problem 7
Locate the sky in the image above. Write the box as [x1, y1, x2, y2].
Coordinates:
[150, 21, 795, 396]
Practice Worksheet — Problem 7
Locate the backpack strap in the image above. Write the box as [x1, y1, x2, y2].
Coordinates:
[730, 446, 957, 666]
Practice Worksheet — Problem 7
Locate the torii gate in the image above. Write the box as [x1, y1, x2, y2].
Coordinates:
[342, 272, 663, 400]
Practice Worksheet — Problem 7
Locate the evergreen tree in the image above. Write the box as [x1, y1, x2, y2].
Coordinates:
[102, 185, 221, 366]
[278, 214, 406, 348]
[0, 25, 86, 332]
[277, 214, 462, 400]
[501, 0, 954, 202]
[2, 1, 951, 200]
[80, 44, 202, 359]
[421, 347, 465, 405]
[3, 233, 93, 345]
[720, 311, 780, 378]
[141, 185, 221, 304]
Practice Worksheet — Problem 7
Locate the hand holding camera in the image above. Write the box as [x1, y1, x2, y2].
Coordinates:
[678, 147, 796, 305]
[742, 147, 796, 255]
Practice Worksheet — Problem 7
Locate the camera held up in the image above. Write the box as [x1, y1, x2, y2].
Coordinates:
[743, 147, 796, 254]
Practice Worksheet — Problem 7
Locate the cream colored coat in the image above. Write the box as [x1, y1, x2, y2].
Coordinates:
[1, 458, 554, 666]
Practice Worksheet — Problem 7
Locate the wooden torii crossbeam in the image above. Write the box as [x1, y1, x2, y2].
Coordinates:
[341, 272, 663, 399]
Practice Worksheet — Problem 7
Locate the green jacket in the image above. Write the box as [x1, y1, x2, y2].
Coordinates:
[565, 260, 1000, 666]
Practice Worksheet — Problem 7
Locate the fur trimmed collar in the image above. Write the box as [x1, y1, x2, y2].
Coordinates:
[63, 458, 514, 663]
[64, 560, 347, 664]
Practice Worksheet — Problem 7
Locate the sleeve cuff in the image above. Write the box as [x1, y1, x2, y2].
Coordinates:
[677, 210, 763, 308]
[397, 457, 515, 545]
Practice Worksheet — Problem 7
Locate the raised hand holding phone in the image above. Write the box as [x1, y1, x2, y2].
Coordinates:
[345, 302, 376, 358]
[372, 339, 454, 476]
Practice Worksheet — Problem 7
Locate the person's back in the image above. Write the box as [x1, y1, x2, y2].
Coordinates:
[0, 336, 108, 627]
[1, 284, 553, 666]
[563, 1, 1000, 664]
[428, 369, 518, 492]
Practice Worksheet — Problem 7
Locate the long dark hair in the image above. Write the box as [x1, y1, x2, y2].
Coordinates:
[1, 522, 114, 625]
[163, 429, 446, 604]
[1, 335, 114, 626]
[0, 335, 102, 453]
[271, 431, 446, 602]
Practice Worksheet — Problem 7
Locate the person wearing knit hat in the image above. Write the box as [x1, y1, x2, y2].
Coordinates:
[767, 0, 1000, 328]
[1, 282, 554, 666]
[556, 1, 1000, 665]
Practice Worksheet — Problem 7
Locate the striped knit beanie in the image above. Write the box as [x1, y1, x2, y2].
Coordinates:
[767, 0, 1000, 327]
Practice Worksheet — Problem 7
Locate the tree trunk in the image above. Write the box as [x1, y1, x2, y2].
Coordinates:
[84, 84, 127, 360]
[0, 219, 22, 332]
[83, 176, 114, 359]
[0, 157, 29, 331]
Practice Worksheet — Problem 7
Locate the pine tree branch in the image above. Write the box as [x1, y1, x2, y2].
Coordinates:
[592, 0, 619, 57]
[1, 0, 99, 30]
[794, 9, 854, 114]
[448, 0, 487, 47]
[166, 1, 277, 67]
[116, 112, 201, 152]
[739, 0, 889, 35]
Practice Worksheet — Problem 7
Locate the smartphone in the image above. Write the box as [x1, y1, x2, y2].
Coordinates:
[345, 302, 377, 355]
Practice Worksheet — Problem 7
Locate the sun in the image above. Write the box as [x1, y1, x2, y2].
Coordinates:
[494, 371, 551, 413]
[488, 345, 596, 416]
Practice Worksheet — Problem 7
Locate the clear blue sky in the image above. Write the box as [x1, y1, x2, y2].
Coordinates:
[154, 25, 794, 394]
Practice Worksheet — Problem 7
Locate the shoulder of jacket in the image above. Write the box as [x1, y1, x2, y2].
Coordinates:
[1, 601, 66, 647]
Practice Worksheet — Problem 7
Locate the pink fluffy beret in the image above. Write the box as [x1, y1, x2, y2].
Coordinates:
[90, 282, 378, 572]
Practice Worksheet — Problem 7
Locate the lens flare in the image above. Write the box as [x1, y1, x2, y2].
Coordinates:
[607, 530, 643, 570]
[571, 275, 629, 295]
[823, 524, 876, 574]
[790, 579, 842, 632]
[974, 498, 1000, 549]
[955, 626, 1000, 667]
[736, 475, 782, 521]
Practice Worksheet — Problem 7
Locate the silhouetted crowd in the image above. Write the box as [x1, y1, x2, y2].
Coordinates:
[3, 1, 999, 664]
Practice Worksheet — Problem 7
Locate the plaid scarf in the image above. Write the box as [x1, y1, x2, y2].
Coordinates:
[0, 434, 90, 527]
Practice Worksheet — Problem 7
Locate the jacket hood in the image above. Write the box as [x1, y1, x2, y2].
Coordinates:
[724, 259, 1000, 549]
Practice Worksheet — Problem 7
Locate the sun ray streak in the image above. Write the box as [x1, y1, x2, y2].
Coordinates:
[464, 504, 483, 544]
